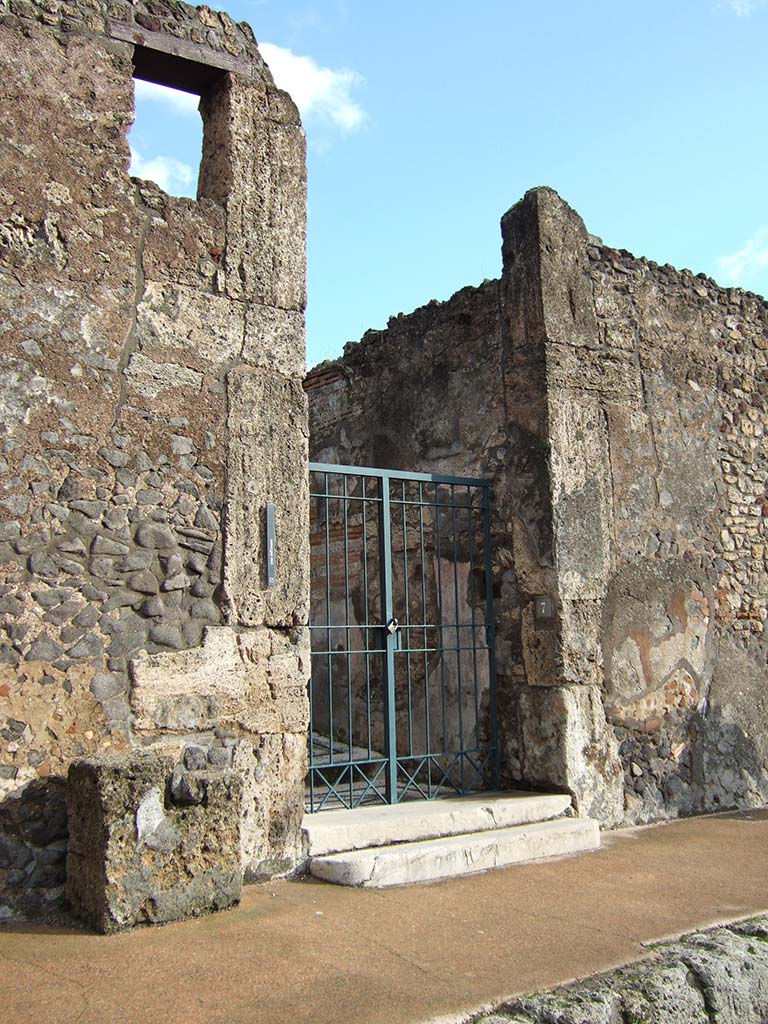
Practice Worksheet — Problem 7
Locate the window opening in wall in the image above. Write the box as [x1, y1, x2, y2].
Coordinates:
[127, 46, 231, 204]
[127, 46, 228, 200]
[128, 76, 203, 199]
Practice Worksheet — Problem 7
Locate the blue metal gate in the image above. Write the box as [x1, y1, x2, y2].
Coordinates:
[307, 463, 498, 812]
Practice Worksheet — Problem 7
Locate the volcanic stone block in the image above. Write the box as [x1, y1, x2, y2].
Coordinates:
[234, 733, 307, 880]
[511, 684, 623, 825]
[243, 303, 306, 378]
[224, 368, 310, 628]
[66, 752, 243, 934]
[203, 77, 306, 310]
[130, 625, 309, 736]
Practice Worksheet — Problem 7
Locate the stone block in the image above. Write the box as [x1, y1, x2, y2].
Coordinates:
[548, 396, 612, 603]
[141, 196, 226, 290]
[129, 625, 309, 736]
[234, 733, 306, 880]
[66, 752, 242, 933]
[303, 792, 573, 857]
[223, 368, 309, 628]
[520, 603, 563, 687]
[212, 79, 306, 310]
[242, 303, 305, 378]
[309, 817, 599, 888]
[702, 632, 768, 813]
[511, 684, 623, 825]
[133, 282, 245, 373]
[523, 186, 599, 350]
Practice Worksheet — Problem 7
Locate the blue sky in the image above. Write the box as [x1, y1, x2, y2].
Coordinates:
[129, 0, 768, 367]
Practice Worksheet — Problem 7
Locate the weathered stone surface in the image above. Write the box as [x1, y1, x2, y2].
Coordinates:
[201, 77, 306, 310]
[477, 916, 768, 1024]
[701, 632, 768, 814]
[233, 733, 306, 880]
[309, 817, 599, 888]
[243, 304, 306, 378]
[307, 185, 768, 830]
[304, 792, 573, 857]
[130, 625, 309, 735]
[66, 752, 242, 933]
[182, 745, 208, 771]
[0, 776, 68, 890]
[1, 0, 309, 912]
[510, 684, 623, 824]
[224, 369, 310, 628]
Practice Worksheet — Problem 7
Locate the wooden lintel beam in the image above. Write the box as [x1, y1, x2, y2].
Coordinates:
[109, 20, 257, 87]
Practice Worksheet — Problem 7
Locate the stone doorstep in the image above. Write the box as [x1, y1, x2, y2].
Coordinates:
[302, 791, 573, 857]
[308, 817, 601, 888]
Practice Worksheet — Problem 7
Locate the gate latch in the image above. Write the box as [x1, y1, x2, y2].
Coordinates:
[385, 617, 399, 636]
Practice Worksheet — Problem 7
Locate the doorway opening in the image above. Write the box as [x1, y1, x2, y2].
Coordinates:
[307, 463, 499, 812]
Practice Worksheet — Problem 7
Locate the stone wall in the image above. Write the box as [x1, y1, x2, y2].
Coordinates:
[306, 281, 533, 792]
[306, 200, 623, 822]
[582, 205, 768, 822]
[306, 188, 768, 827]
[0, 0, 309, 915]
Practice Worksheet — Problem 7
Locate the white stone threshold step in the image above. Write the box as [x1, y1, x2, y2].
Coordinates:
[303, 791, 572, 857]
[308, 816, 600, 888]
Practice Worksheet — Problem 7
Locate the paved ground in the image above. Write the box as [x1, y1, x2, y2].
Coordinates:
[2, 808, 767, 1024]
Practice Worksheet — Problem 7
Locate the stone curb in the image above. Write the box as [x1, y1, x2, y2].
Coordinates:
[471, 915, 768, 1024]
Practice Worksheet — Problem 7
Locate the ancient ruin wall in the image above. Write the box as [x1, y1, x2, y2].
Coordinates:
[306, 197, 627, 822]
[306, 262, 565, 794]
[585, 223, 768, 822]
[306, 284, 513, 767]
[514, 188, 768, 825]
[0, 0, 309, 907]
[307, 188, 768, 828]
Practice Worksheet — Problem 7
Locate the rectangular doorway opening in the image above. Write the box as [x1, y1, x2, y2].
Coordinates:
[307, 463, 499, 813]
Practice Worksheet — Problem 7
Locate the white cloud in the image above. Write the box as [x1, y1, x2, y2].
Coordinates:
[717, 228, 768, 291]
[259, 42, 365, 133]
[722, 0, 767, 14]
[129, 146, 196, 197]
[133, 79, 200, 116]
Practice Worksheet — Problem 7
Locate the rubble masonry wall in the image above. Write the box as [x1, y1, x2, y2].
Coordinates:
[0, 0, 309, 912]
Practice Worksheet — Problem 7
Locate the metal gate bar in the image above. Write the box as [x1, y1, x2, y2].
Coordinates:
[307, 463, 498, 812]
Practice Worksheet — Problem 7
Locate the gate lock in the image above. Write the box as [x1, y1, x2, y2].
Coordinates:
[384, 617, 401, 650]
